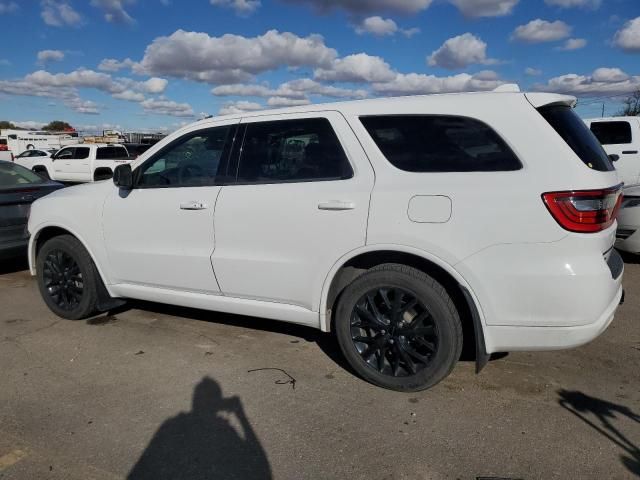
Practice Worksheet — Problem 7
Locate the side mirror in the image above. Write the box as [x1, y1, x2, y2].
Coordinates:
[113, 163, 133, 189]
[609, 154, 620, 163]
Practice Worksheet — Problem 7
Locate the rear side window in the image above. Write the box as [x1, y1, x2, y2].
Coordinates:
[538, 106, 614, 172]
[236, 118, 353, 184]
[74, 147, 90, 160]
[97, 146, 127, 159]
[360, 115, 521, 172]
[590, 121, 632, 145]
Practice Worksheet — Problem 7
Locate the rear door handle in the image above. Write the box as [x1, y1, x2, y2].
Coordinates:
[180, 201, 208, 210]
[622, 150, 638, 155]
[318, 201, 355, 211]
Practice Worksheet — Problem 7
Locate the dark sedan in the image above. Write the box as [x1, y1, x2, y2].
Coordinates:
[0, 161, 64, 259]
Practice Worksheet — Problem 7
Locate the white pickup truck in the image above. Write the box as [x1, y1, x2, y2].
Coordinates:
[585, 116, 640, 186]
[15, 143, 133, 183]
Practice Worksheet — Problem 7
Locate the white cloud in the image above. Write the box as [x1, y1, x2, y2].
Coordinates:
[141, 98, 195, 117]
[283, 0, 432, 15]
[41, 0, 83, 27]
[525, 67, 542, 76]
[314, 53, 396, 83]
[512, 19, 572, 43]
[37, 50, 65, 64]
[556, 38, 587, 51]
[112, 90, 145, 102]
[449, 0, 518, 18]
[0, 1, 18, 13]
[141, 77, 168, 94]
[355, 16, 398, 36]
[401, 27, 420, 38]
[613, 17, 640, 53]
[98, 58, 135, 72]
[218, 100, 263, 115]
[534, 67, 640, 96]
[372, 71, 503, 96]
[544, 0, 600, 8]
[210, 0, 260, 16]
[427, 33, 497, 69]
[90, 0, 135, 24]
[266, 97, 311, 107]
[212, 78, 367, 100]
[135, 30, 337, 84]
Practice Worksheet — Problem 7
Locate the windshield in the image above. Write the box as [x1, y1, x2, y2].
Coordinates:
[0, 161, 46, 187]
[538, 105, 614, 172]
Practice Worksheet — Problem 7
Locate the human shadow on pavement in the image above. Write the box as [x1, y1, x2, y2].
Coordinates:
[558, 389, 640, 477]
[128, 376, 272, 480]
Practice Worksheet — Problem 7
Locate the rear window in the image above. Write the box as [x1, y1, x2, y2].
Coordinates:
[590, 121, 632, 145]
[97, 146, 128, 159]
[359, 115, 521, 172]
[538, 106, 614, 172]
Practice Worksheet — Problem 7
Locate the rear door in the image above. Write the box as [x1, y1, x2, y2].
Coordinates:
[211, 112, 374, 311]
[589, 120, 640, 186]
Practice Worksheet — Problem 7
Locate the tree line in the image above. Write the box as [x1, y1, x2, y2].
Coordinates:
[0, 120, 75, 131]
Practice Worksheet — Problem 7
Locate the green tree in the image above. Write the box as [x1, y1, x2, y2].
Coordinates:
[618, 90, 640, 116]
[42, 120, 74, 131]
[0, 121, 16, 129]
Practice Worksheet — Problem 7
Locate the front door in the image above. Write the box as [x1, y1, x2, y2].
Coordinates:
[103, 121, 238, 293]
[212, 112, 374, 311]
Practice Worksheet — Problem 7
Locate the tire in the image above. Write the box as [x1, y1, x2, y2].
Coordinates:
[33, 167, 50, 180]
[26, 144, 34, 150]
[335, 263, 463, 392]
[36, 235, 100, 320]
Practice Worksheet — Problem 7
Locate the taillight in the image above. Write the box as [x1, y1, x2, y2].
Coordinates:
[542, 185, 623, 233]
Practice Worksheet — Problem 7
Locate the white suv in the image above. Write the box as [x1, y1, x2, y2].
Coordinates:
[27, 91, 624, 391]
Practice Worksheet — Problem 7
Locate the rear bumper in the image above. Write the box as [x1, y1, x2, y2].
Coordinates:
[456, 228, 623, 352]
[484, 284, 622, 352]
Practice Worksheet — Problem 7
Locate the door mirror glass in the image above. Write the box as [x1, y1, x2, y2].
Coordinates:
[113, 163, 133, 189]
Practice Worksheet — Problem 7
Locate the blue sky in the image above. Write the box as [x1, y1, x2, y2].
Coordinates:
[0, 0, 638, 133]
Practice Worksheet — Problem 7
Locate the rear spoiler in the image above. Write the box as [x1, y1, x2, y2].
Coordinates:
[525, 92, 577, 109]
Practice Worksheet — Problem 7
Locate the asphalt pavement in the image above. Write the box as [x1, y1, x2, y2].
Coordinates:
[0, 256, 638, 479]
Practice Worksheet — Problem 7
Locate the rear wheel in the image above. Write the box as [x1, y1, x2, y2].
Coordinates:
[335, 263, 462, 391]
[36, 235, 100, 319]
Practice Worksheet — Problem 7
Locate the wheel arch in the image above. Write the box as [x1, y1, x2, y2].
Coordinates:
[93, 167, 113, 181]
[319, 245, 490, 372]
[29, 223, 112, 295]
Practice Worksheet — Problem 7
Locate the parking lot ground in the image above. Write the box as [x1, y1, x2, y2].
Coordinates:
[0, 257, 639, 480]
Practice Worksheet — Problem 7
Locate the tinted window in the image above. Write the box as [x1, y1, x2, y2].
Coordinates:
[538, 106, 614, 172]
[97, 146, 128, 159]
[0, 162, 45, 186]
[73, 147, 90, 160]
[590, 121, 632, 145]
[360, 115, 521, 172]
[236, 118, 352, 183]
[55, 148, 74, 159]
[138, 126, 232, 187]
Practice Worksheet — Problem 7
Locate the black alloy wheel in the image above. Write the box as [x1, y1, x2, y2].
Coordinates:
[351, 287, 438, 377]
[42, 249, 84, 311]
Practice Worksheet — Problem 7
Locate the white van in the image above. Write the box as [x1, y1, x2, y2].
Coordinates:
[585, 117, 640, 186]
[28, 91, 623, 391]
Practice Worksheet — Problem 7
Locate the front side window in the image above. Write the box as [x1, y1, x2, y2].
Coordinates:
[55, 148, 74, 159]
[360, 115, 521, 172]
[236, 118, 353, 184]
[590, 121, 632, 145]
[137, 126, 232, 187]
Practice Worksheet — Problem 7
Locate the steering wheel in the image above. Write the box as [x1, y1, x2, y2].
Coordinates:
[178, 163, 204, 184]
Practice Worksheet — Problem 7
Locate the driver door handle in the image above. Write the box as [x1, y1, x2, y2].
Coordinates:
[180, 201, 208, 210]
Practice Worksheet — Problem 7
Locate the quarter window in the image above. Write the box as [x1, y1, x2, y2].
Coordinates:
[236, 118, 353, 184]
[137, 126, 233, 187]
[590, 121, 632, 145]
[360, 115, 521, 172]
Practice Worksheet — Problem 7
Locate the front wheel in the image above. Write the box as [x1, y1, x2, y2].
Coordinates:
[335, 264, 463, 392]
[36, 235, 101, 319]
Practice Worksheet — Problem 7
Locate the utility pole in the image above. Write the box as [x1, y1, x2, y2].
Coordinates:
[602, 103, 605, 118]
